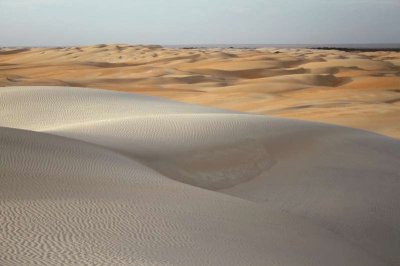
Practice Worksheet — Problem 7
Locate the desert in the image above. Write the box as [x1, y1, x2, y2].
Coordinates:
[1, 45, 400, 138]
[1, 45, 400, 266]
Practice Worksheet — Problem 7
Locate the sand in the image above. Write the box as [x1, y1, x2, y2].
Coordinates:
[1, 86, 400, 265]
[1, 45, 400, 138]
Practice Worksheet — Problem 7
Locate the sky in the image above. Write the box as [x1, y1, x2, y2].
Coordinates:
[0, 0, 399, 46]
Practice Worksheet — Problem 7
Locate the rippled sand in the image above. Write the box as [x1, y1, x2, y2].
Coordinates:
[1, 45, 400, 138]
[1, 86, 400, 265]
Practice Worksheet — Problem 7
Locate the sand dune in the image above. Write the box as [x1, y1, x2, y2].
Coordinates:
[1, 45, 399, 138]
[0, 126, 385, 266]
[1, 86, 400, 265]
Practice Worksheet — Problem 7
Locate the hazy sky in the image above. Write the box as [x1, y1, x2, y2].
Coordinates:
[1, 0, 399, 46]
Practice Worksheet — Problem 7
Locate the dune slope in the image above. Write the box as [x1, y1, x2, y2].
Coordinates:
[1, 86, 400, 265]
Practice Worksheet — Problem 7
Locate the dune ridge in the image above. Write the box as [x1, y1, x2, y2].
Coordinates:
[1, 86, 400, 265]
[1, 45, 400, 138]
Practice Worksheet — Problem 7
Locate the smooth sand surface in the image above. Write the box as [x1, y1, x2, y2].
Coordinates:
[1, 86, 400, 265]
[1, 45, 400, 138]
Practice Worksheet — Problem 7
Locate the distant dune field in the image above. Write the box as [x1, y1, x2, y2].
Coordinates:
[1, 45, 400, 138]
[1, 86, 400, 265]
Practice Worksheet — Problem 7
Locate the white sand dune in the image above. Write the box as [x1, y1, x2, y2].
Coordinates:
[1, 86, 400, 265]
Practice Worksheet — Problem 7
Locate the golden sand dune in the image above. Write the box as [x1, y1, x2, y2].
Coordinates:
[1, 86, 400, 265]
[1, 45, 399, 138]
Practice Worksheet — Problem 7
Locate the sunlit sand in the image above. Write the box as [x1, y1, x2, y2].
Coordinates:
[1, 45, 400, 138]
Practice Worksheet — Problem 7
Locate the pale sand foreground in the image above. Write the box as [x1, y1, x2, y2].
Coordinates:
[1, 86, 400, 265]
[1, 45, 400, 138]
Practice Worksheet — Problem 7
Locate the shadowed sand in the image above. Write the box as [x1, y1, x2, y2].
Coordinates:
[1, 45, 400, 138]
[1, 86, 400, 265]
